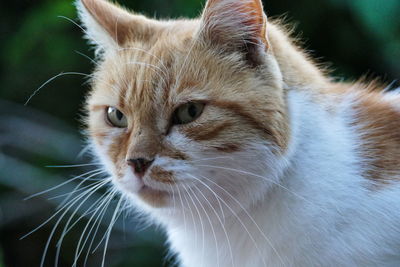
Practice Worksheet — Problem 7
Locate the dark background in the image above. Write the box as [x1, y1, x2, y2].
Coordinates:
[0, 0, 399, 266]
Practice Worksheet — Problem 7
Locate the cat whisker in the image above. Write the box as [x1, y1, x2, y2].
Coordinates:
[54, 184, 113, 241]
[169, 183, 177, 213]
[117, 46, 168, 71]
[118, 47, 171, 98]
[72, 189, 118, 266]
[38, 179, 110, 267]
[75, 50, 99, 66]
[90, 193, 121, 253]
[83, 191, 118, 266]
[124, 60, 168, 86]
[57, 15, 106, 59]
[174, 13, 209, 86]
[186, 173, 225, 224]
[91, 196, 122, 254]
[55, 187, 115, 267]
[79, 71, 128, 104]
[100, 197, 123, 267]
[47, 176, 106, 201]
[179, 183, 199, 252]
[190, 180, 235, 267]
[198, 174, 285, 267]
[25, 72, 92, 106]
[60, 12, 113, 65]
[45, 163, 98, 168]
[58, 188, 111, 243]
[181, 183, 207, 267]
[58, 15, 86, 35]
[124, 60, 167, 76]
[20, 177, 107, 240]
[77, 144, 92, 159]
[55, 171, 108, 210]
[187, 156, 235, 163]
[23, 168, 103, 200]
[186, 185, 221, 267]
[176, 183, 188, 236]
[195, 163, 311, 205]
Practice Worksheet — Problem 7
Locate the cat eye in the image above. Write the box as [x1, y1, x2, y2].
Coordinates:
[172, 102, 205, 125]
[106, 107, 128, 128]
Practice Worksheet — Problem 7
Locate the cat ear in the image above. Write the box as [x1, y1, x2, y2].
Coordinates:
[76, 0, 158, 53]
[199, 0, 269, 66]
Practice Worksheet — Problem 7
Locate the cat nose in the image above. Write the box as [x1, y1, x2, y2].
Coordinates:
[127, 158, 154, 178]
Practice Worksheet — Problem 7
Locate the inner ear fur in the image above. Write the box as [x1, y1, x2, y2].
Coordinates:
[78, 0, 161, 47]
[199, 0, 270, 66]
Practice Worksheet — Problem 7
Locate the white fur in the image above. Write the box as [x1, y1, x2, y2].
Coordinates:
[163, 90, 400, 267]
[98, 89, 400, 267]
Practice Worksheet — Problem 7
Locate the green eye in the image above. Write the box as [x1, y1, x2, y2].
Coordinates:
[172, 102, 205, 125]
[106, 107, 128, 128]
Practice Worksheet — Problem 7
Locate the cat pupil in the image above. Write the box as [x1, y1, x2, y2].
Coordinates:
[116, 110, 123, 120]
[188, 104, 197, 118]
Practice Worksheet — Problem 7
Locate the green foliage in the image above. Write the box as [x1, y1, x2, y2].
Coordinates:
[5, 1, 76, 68]
[327, 0, 400, 76]
[0, 247, 4, 267]
[350, 0, 400, 76]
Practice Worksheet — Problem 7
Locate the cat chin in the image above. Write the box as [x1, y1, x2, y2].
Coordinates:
[136, 185, 170, 208]
[112, 172, 173, 208]
[112, 172, 143, 194]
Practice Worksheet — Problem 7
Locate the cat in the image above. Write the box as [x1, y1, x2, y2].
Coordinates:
[76, 0, 400, 266]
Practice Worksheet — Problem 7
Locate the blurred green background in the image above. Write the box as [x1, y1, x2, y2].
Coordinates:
[0, 0, 399, 266]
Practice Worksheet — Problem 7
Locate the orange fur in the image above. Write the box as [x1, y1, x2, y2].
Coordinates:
[320, 83, 400, 185]
[353, 89, 400, 184]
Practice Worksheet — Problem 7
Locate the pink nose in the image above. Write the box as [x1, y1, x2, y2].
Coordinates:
[127, 158, 154, 178]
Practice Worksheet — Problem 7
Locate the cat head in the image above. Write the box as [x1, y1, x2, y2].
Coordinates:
[78, 0, 290, 218]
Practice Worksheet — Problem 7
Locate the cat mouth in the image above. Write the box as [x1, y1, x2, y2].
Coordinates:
[120, 169, 175, 207]
[137, 182, 170, 207]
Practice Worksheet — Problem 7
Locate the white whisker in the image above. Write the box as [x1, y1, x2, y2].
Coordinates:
[181, 184, 206, 267]
[176, 184, 188, 236]
[188, 175, 234, 267]
[25, 72, 91, 106]
[75, 50, 98, 65]
[186, 185, 220, 267]
[24, 169, 103, 200]
[55, 171, 108, 210]
[196, 164, 311, 205]
[199, 174, 285, 267]
[101, 197, 123, 267]
[55, 186, 114, 266]
[72, 190, 117, 266]
[46, 163, 98, 168]
[38, 179, 110, 267]
[117, 46, 168, 71]
[83, 191, 117, 266]
[179, 184, 199, 252]
[187, 175, 267, 266]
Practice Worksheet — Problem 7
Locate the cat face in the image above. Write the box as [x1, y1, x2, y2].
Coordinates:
[80, 0, 290, 216]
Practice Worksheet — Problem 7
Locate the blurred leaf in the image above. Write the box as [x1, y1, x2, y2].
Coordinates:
[0, 247, 4, 267]
[0, 0, 90, 126]
[3, 0, 76, 68]
[349, 0, 400, 39]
